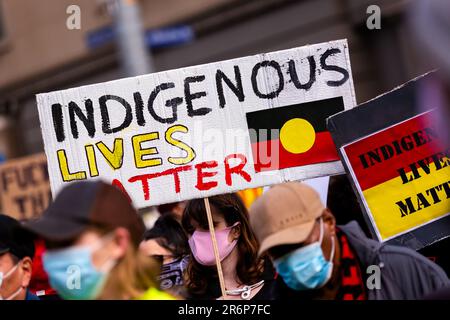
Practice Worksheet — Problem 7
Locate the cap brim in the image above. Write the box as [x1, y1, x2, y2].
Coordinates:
[23, 217, 86, 242]
[258, 219, 316, 256]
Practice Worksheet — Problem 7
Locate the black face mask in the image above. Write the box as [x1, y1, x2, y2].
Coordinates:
[157, 256, 188, 290]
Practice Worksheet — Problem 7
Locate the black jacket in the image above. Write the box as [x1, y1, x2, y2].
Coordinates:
[339, 221, 449, 299]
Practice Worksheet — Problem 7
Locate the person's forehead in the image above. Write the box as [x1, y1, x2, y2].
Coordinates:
[140, 239, 171, 256]
[0, 252, 14, 267]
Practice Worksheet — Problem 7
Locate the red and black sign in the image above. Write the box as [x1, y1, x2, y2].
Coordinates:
[246, 96, 344, 172]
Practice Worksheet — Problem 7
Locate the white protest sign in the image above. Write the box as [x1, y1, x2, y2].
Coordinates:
[37, 39, 356, 208]
[303, 176, 330, 205]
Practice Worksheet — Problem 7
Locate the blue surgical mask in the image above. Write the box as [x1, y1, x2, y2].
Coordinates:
[274, 218, 335, 291]
[43, 233, 116, 300]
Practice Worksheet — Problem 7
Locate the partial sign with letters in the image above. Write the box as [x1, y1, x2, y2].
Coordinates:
[328, 72, 450, 249]
[0, 153, 52, 220]
[37, 39, 356, 208]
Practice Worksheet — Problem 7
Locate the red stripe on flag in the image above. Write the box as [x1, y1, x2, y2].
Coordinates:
[343, 112, 444, 191]
[251, 131, 339, 172]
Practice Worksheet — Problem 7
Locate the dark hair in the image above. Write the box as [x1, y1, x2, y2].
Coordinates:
[143, 213, 189, 258]
[327, 174, 371, 237]
[182, 193, 264, 297]
[9, 253, 20, 264]
[157, 202, 179, 215]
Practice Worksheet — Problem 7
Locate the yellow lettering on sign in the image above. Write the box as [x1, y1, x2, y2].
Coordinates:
[96, 139, 124, 170]
[165, 125, 196, 165]
[132, 133, 162, 168]
[363, 159, 450, 241]
[57, 149, 86, 181]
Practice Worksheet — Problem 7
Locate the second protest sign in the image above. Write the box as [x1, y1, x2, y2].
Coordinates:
[328, 72, 450, 249]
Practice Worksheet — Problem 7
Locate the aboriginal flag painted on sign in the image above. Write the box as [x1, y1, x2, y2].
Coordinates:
[246, 97, 344, 172]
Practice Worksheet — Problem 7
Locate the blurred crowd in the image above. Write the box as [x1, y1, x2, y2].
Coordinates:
[1, 0, 450, 301]
[1, 176, 449, 301]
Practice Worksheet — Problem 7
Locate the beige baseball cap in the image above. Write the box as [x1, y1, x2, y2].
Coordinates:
[249, 182, 325, 256]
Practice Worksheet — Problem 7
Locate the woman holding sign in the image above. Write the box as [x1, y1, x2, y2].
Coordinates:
[182, 193, 281, 300]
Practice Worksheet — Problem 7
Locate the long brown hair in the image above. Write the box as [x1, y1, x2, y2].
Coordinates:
[182, 193, 264, 296]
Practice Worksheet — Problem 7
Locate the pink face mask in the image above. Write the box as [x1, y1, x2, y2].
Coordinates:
[188, 222, 240, 266]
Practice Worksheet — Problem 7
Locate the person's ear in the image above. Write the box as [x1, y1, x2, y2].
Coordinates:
[230, 223, 241, 240]
[19, 257, 33, 288]
[110, 228, 130, 259]
[322, 208, 336, 236]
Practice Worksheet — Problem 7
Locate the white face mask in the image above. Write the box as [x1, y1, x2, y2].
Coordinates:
[0, 263, 23, 300]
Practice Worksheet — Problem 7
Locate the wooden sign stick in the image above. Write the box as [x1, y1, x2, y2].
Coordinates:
[203, 197, 227, 298]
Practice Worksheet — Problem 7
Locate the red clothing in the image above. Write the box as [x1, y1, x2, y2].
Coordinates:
[336, 228, 366, 300]
[29, 238, 57, 297]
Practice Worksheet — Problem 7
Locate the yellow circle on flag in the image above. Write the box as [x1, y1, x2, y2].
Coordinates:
[280, 118, 316, 154]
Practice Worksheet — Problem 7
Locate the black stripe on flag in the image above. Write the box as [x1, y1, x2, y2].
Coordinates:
[246, 96, 345, 143]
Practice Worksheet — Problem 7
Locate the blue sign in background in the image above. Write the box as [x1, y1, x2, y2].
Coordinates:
[86, 25, 194, 50]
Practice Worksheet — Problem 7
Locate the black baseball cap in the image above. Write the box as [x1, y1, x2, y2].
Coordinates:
[23, 181, 145, 247]
[0, 214, 35, 260]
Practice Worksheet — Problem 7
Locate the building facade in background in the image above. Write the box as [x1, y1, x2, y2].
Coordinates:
[0, 0, 436, 157]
